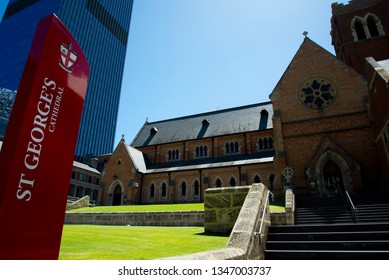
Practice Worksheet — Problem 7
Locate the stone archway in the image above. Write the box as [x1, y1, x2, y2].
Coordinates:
[112, 185, 122, 206]
[323, 159, 344, 196]
[108, 179, 124, 206]
[316, 150, 352, 197]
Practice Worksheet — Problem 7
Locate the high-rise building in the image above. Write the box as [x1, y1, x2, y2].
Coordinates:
[0, 0, 134, 161]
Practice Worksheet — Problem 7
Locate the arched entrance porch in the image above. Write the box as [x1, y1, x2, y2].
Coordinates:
[323, 159, 344, 196]
[112, 185, 122, 206]
[316, 150, 352, 197]
[108, 179, 124, 206]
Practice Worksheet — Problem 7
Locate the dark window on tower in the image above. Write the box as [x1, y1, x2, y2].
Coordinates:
[355, 20, 367, 40]
[367, 16, 379, 37]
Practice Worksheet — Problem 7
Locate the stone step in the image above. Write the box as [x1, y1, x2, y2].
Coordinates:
[265, 250, 389, 260]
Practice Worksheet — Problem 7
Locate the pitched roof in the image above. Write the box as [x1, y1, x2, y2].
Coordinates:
[73, 161, 100, 174]
[131, 102, 273, 147]
[125, 144, 147, 173]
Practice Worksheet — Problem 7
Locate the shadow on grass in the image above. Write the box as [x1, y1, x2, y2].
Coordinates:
[194, 231, 230, 237]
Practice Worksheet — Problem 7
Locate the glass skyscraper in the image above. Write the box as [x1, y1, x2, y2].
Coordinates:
[0, 0, 134, 161]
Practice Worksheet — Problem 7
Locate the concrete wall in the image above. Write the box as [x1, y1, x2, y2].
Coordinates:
[64, 210, 204, 226]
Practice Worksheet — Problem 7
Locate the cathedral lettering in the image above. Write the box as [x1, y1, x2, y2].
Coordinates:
[16, 77, 65, 202]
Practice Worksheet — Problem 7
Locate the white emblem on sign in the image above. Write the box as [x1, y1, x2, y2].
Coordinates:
[59, 43, 77, 73]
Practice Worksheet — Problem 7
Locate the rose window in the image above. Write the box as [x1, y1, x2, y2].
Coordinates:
[299, 78, 337, 110]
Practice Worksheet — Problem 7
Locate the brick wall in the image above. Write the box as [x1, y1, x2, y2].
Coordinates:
[271, 38, 377, 194]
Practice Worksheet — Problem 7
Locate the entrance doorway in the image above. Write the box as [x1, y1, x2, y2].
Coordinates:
[323, 159, 344, 196]
[112, 185, 122, 206]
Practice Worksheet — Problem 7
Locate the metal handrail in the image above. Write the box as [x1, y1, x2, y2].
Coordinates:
[257, 190, 274, 236]
[345, 191, 358, 223]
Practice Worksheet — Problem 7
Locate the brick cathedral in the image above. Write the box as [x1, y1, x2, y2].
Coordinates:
[86, 0, 389, 206]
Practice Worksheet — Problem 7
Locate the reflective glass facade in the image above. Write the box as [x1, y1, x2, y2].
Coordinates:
[0, 0, 134, 161]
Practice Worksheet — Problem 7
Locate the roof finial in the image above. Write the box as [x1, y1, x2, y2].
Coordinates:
[303, 31, 309, 38]
[121, 134, 125, 142]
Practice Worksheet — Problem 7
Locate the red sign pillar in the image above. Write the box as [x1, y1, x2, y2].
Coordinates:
[0, 14, 89, 259]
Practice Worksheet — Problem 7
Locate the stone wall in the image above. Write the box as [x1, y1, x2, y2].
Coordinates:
[164, 183, 271, 260]
[64, 210, 204, 226]
[66, 196, 90, 211]
[204, 186, 250, 234]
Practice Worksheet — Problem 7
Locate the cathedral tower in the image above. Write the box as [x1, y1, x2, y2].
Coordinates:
[331, 0, 389, 75]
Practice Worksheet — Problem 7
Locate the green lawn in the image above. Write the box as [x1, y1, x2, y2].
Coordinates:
[61, 201, 285, 259]
[59, 225, 228, 260]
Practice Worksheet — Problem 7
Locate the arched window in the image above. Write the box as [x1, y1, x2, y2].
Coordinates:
[253, 175, 261, 184]
[355, 20, 367, 40]
[269, 137, 274, 149]
[181, 181, 187, 197]
[167, 149, 180, 161]
[258, 138, 263, 150]
[215, 178, 222, 188]
[193, 180, 200, 197]
[225, 141, 240, 155]
[367, 16, 379, 37]
[195, 145, 209, 158]
[229, 176, 237, 187]
[161, 182, 167, 198]
[150, 184, 155, 199]
[172, 149, 176, 159]
[259, 109, 269, 129]
[258, 137, 274, 151]
[263, 138, 269, 150]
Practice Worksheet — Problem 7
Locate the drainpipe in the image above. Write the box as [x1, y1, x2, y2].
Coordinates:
[139, 173, 144, 205]
[199, 169, 203, 202]
[238, 166, 242, 186]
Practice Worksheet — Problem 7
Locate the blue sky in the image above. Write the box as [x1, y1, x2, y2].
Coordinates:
[0, 1, 8, 22]
[116, 0, 348, 145]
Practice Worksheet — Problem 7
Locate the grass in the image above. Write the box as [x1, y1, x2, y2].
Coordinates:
[68, 202, 285, 213]
[59, 225, 228, 260]
[61, 201, 285, 260]
[270, 199, 285, 212]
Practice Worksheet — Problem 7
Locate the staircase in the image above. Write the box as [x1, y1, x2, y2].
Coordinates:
[265, 193, 389, 260]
